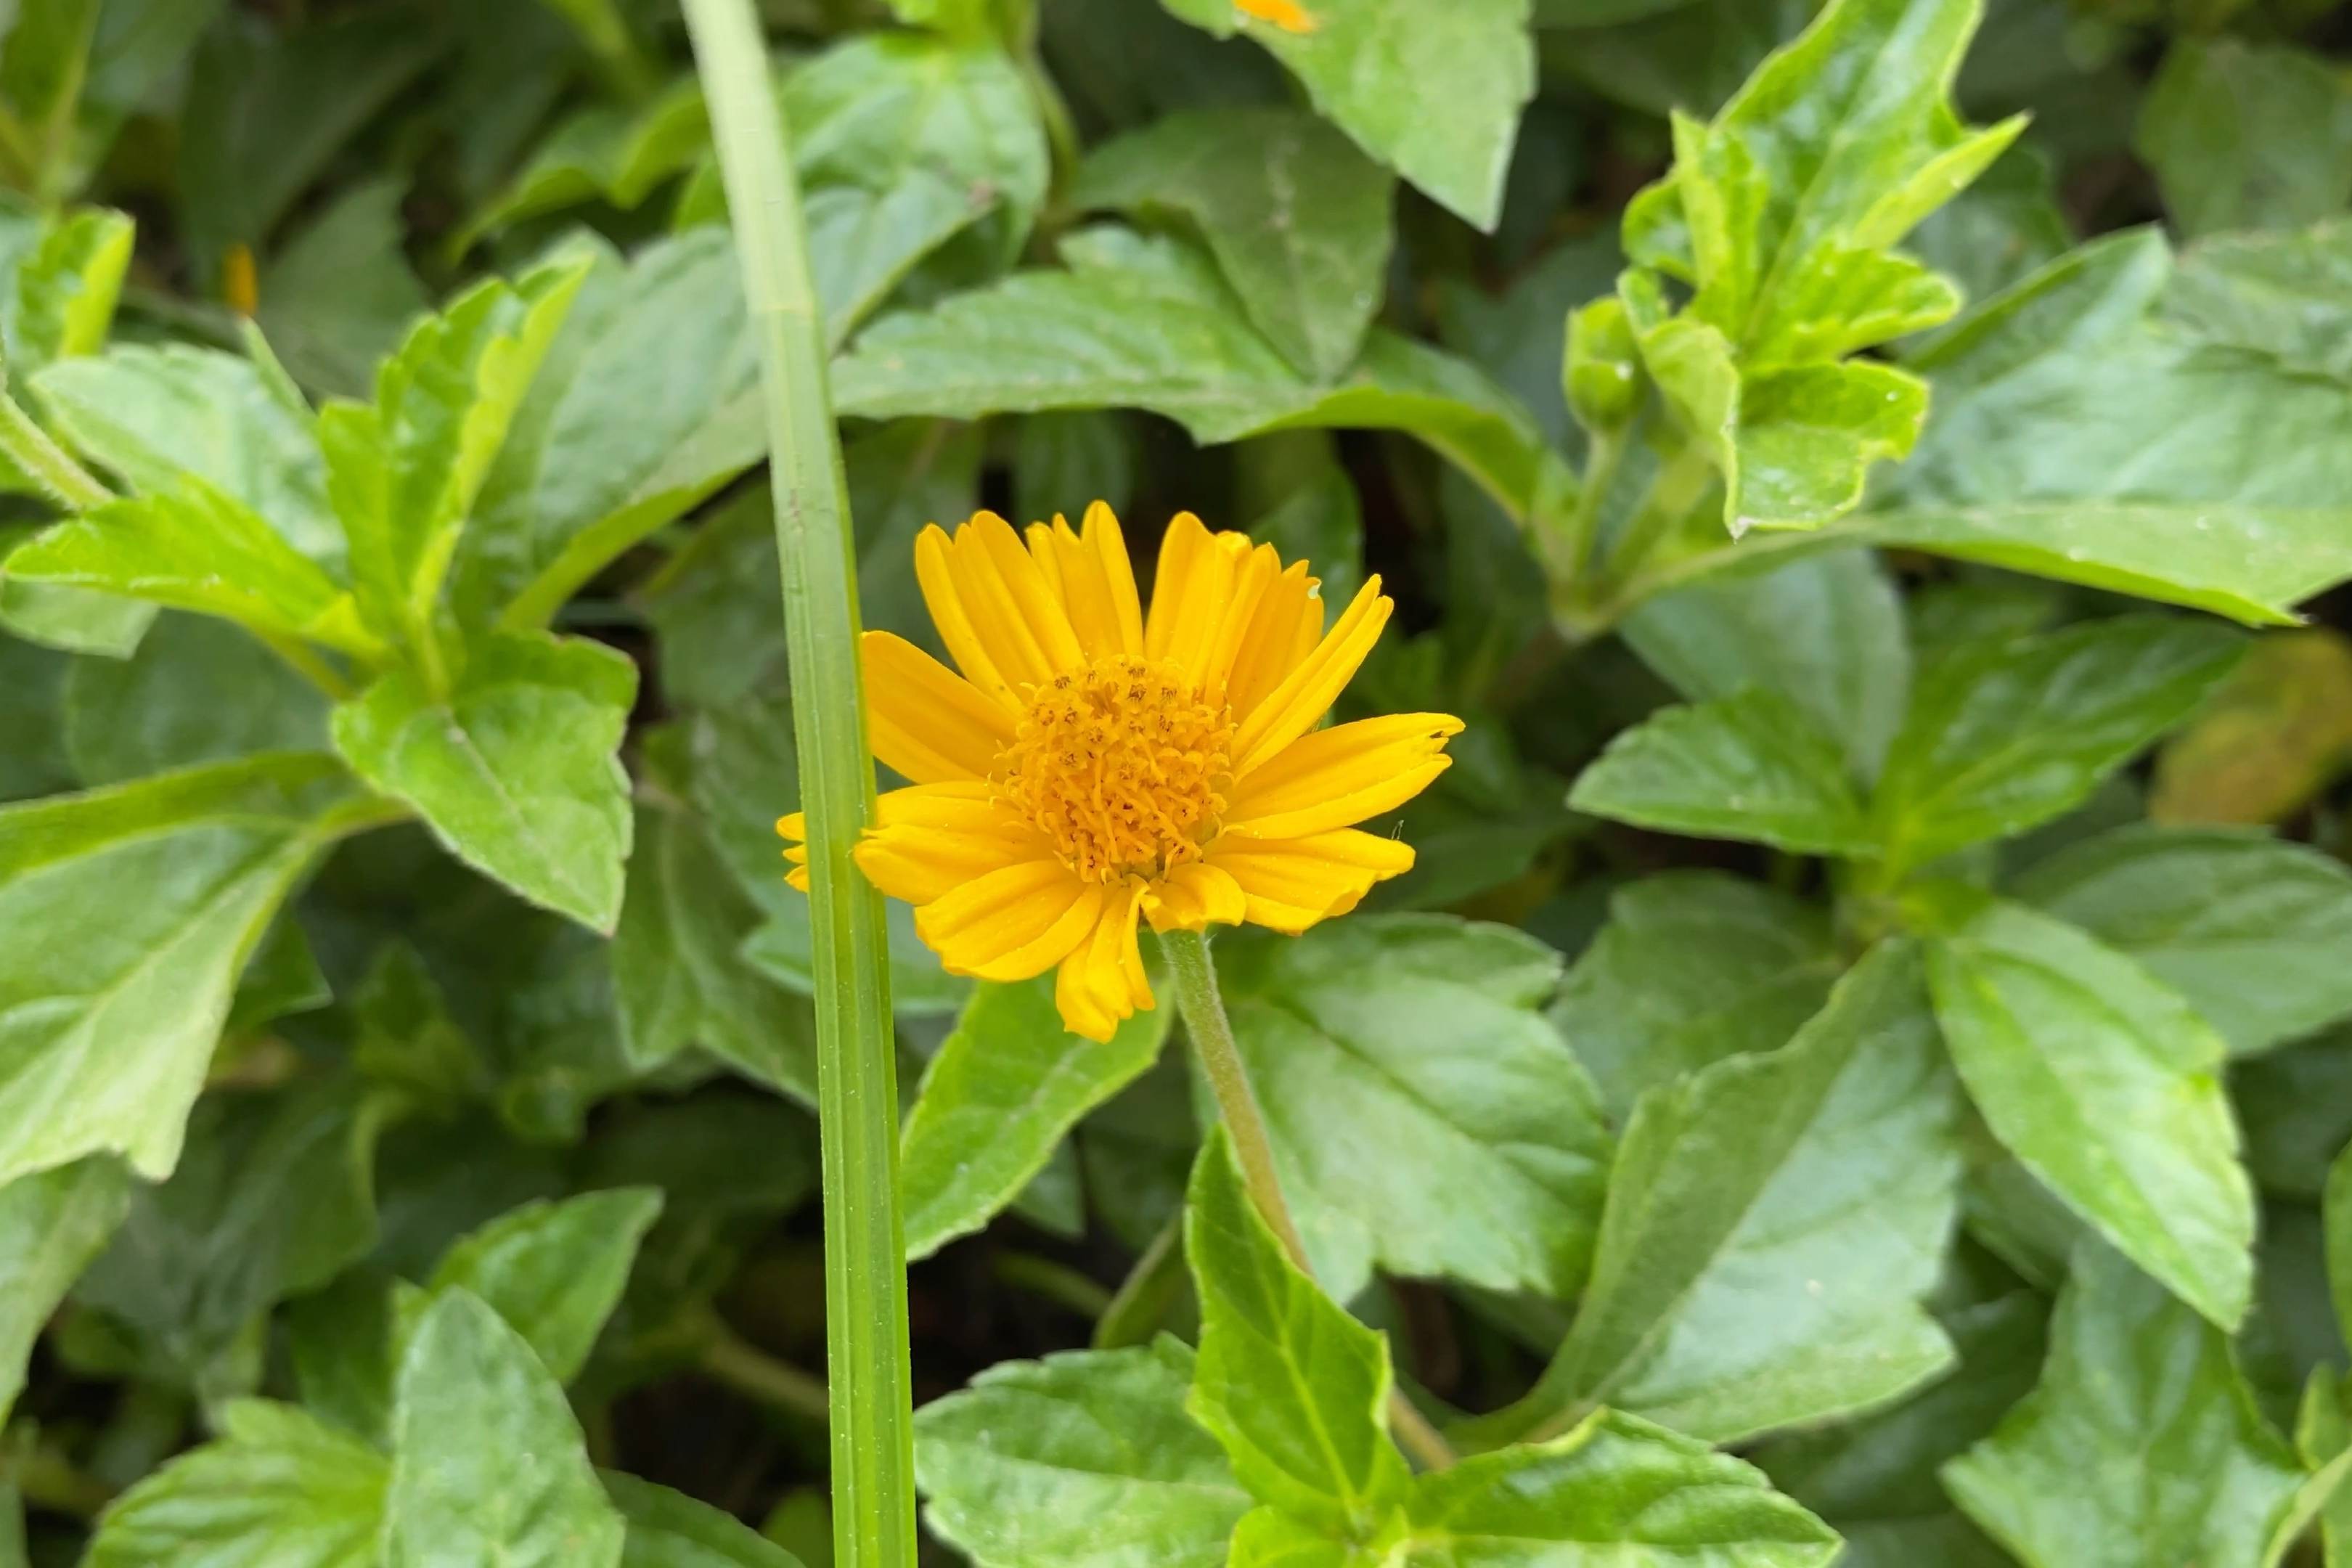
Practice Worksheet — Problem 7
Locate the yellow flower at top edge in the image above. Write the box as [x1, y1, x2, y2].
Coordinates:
[1234, 0, 1318, 32]
[777, 505, 1461, 1042]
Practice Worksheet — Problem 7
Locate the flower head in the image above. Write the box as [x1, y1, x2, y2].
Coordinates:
[780, 505, 1460, 1041]
[1235, 0, 1318, 31]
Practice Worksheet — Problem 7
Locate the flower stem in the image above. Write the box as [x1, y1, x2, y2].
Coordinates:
[682, 4, 912, 1565]
[1159, 928, 1458, 1472]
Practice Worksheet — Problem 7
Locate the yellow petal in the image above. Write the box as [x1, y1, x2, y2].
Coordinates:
[852, 783, 1040, 905]
[1195, 542, 1284, 703]
[1141, 860, 1248, 933]
[1026, 502, 1143, 662]
[862, 630, 1016, 784]
[1224, 560, 1323, 722]
[915, 523, 1015, 703]
[1206, 828, 1416, 934]
[912, 860, 1105, 982]
[960, 510, 1087, 681]
[1143, 512, 1253, 678]
[1085, 501, 1146, 657]
[915, 856, 1102, 981]
[1054, 880, 1153, 1041]
[1226, 713, 1464, 839]
[1228, 576, 1393, 777]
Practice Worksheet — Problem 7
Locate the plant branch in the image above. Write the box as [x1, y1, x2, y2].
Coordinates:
[250, 628, 356, 701]
[701, 1323, 832, 1425]
[683, 2, 914, 1564]
[1094, 1211, 1187, 1350]
[1159, 928, 1458, 1473]
[0, 391, 110, 513]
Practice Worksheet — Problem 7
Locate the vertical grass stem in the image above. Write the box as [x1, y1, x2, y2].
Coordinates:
[680, 7, 913, 1564]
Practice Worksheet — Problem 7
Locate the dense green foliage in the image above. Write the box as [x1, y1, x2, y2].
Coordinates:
[9, 0, 2352, 1563]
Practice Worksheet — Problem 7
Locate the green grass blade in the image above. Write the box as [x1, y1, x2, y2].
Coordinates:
[677, 4, 913, 1564]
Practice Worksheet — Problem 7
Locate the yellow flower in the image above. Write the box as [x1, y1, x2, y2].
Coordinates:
[1235, 0, 1318, 31]
[778, 505, 1461, 1041]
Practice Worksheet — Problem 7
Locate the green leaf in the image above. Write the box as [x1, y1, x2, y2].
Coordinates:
[0, 629, 74, 801]
[332, 632, 637, 932]
[1437, 233, 1618, 454]
[1552, 872, 1839, 1118]
[902, 971, 1172, 1261]
[0, 558, 157, 660]
[1073, 107, 1393, 380]
[85, 1399, 388, 1568]
[787, 31, 1048, 270]
[322, 261, 587, 653]
[425, 1188, 663, 1383]
[1924, 897, 2255, 1328]
[1185, 1126, 1410, 1539]
[384, 1288, 625, 1568]
[832, 227, 1565, 522]
[176, 7, 441, 271]
[1877, 228, 2352, 624]
[6, 478, 377, 654]
[2328, 1140, 2352, 1360]
[608, 1471, 808, 1568]
[1903, 143, 2071, 314]
[1214, 915, 1611, 1302]
[1568, 687, 1877, 857]
[2296, 1371, 2352, 1568]
[257, 181, 431, 401]
[2248, 1039, 2352, 1225]
[1157, 0, 1532, 229]
[0, 1156, 127, 1426]
[34, 343, 342, 565]
[459, 78, 710, 248]
[1943, 1245, 2304, 1568]
[1626, 0, 2017, 361]
[612, 802, 818, 1098]
[2137, 38, 2352, 240]
[1013, 412, 1135, 539]
[1754, 1291, 2047, 1561]
[1629, 298, 1932, 534]
[914, 1339, 1251, 1568]
[62, 613, 328, 786]
[1851, 504, 2352, 628]
[7, 205, 131, 377]
[2162, 219, 2352, 386]
[1608, 0, 2019, 535]
[1461, 942, 1961, 1448]
[74, 1078, 380, 1400]
[0, 754, 353, 1186]
[781, 36, 1049, 346]
[2015, 825, 2352, 1058]
[1871, 616, 2243, 875]
[455, 232, 763, 632]
[1620, 547, 1909, 781]
[1403, 1411, 1839, 1566]
[0, 0, 100, 202]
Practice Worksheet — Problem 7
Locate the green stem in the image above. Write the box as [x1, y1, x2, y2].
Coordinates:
[682, 6, 912, 1566]
[0, 391, 110, 513]
[1596, 438, 1715, 590]
[1159, 928, 1458, 1473]
[701, 1323, 833, 1425]
[1553, 425, 1624, 588]
[5, 1444, 113, 1519]
[992, 1251, 1114, 1320]
[1093, 1212, 1188, 1350]
[250, 629, 355, 701]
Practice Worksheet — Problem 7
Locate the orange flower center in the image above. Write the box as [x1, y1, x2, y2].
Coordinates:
[995, 656, 1233, 884]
